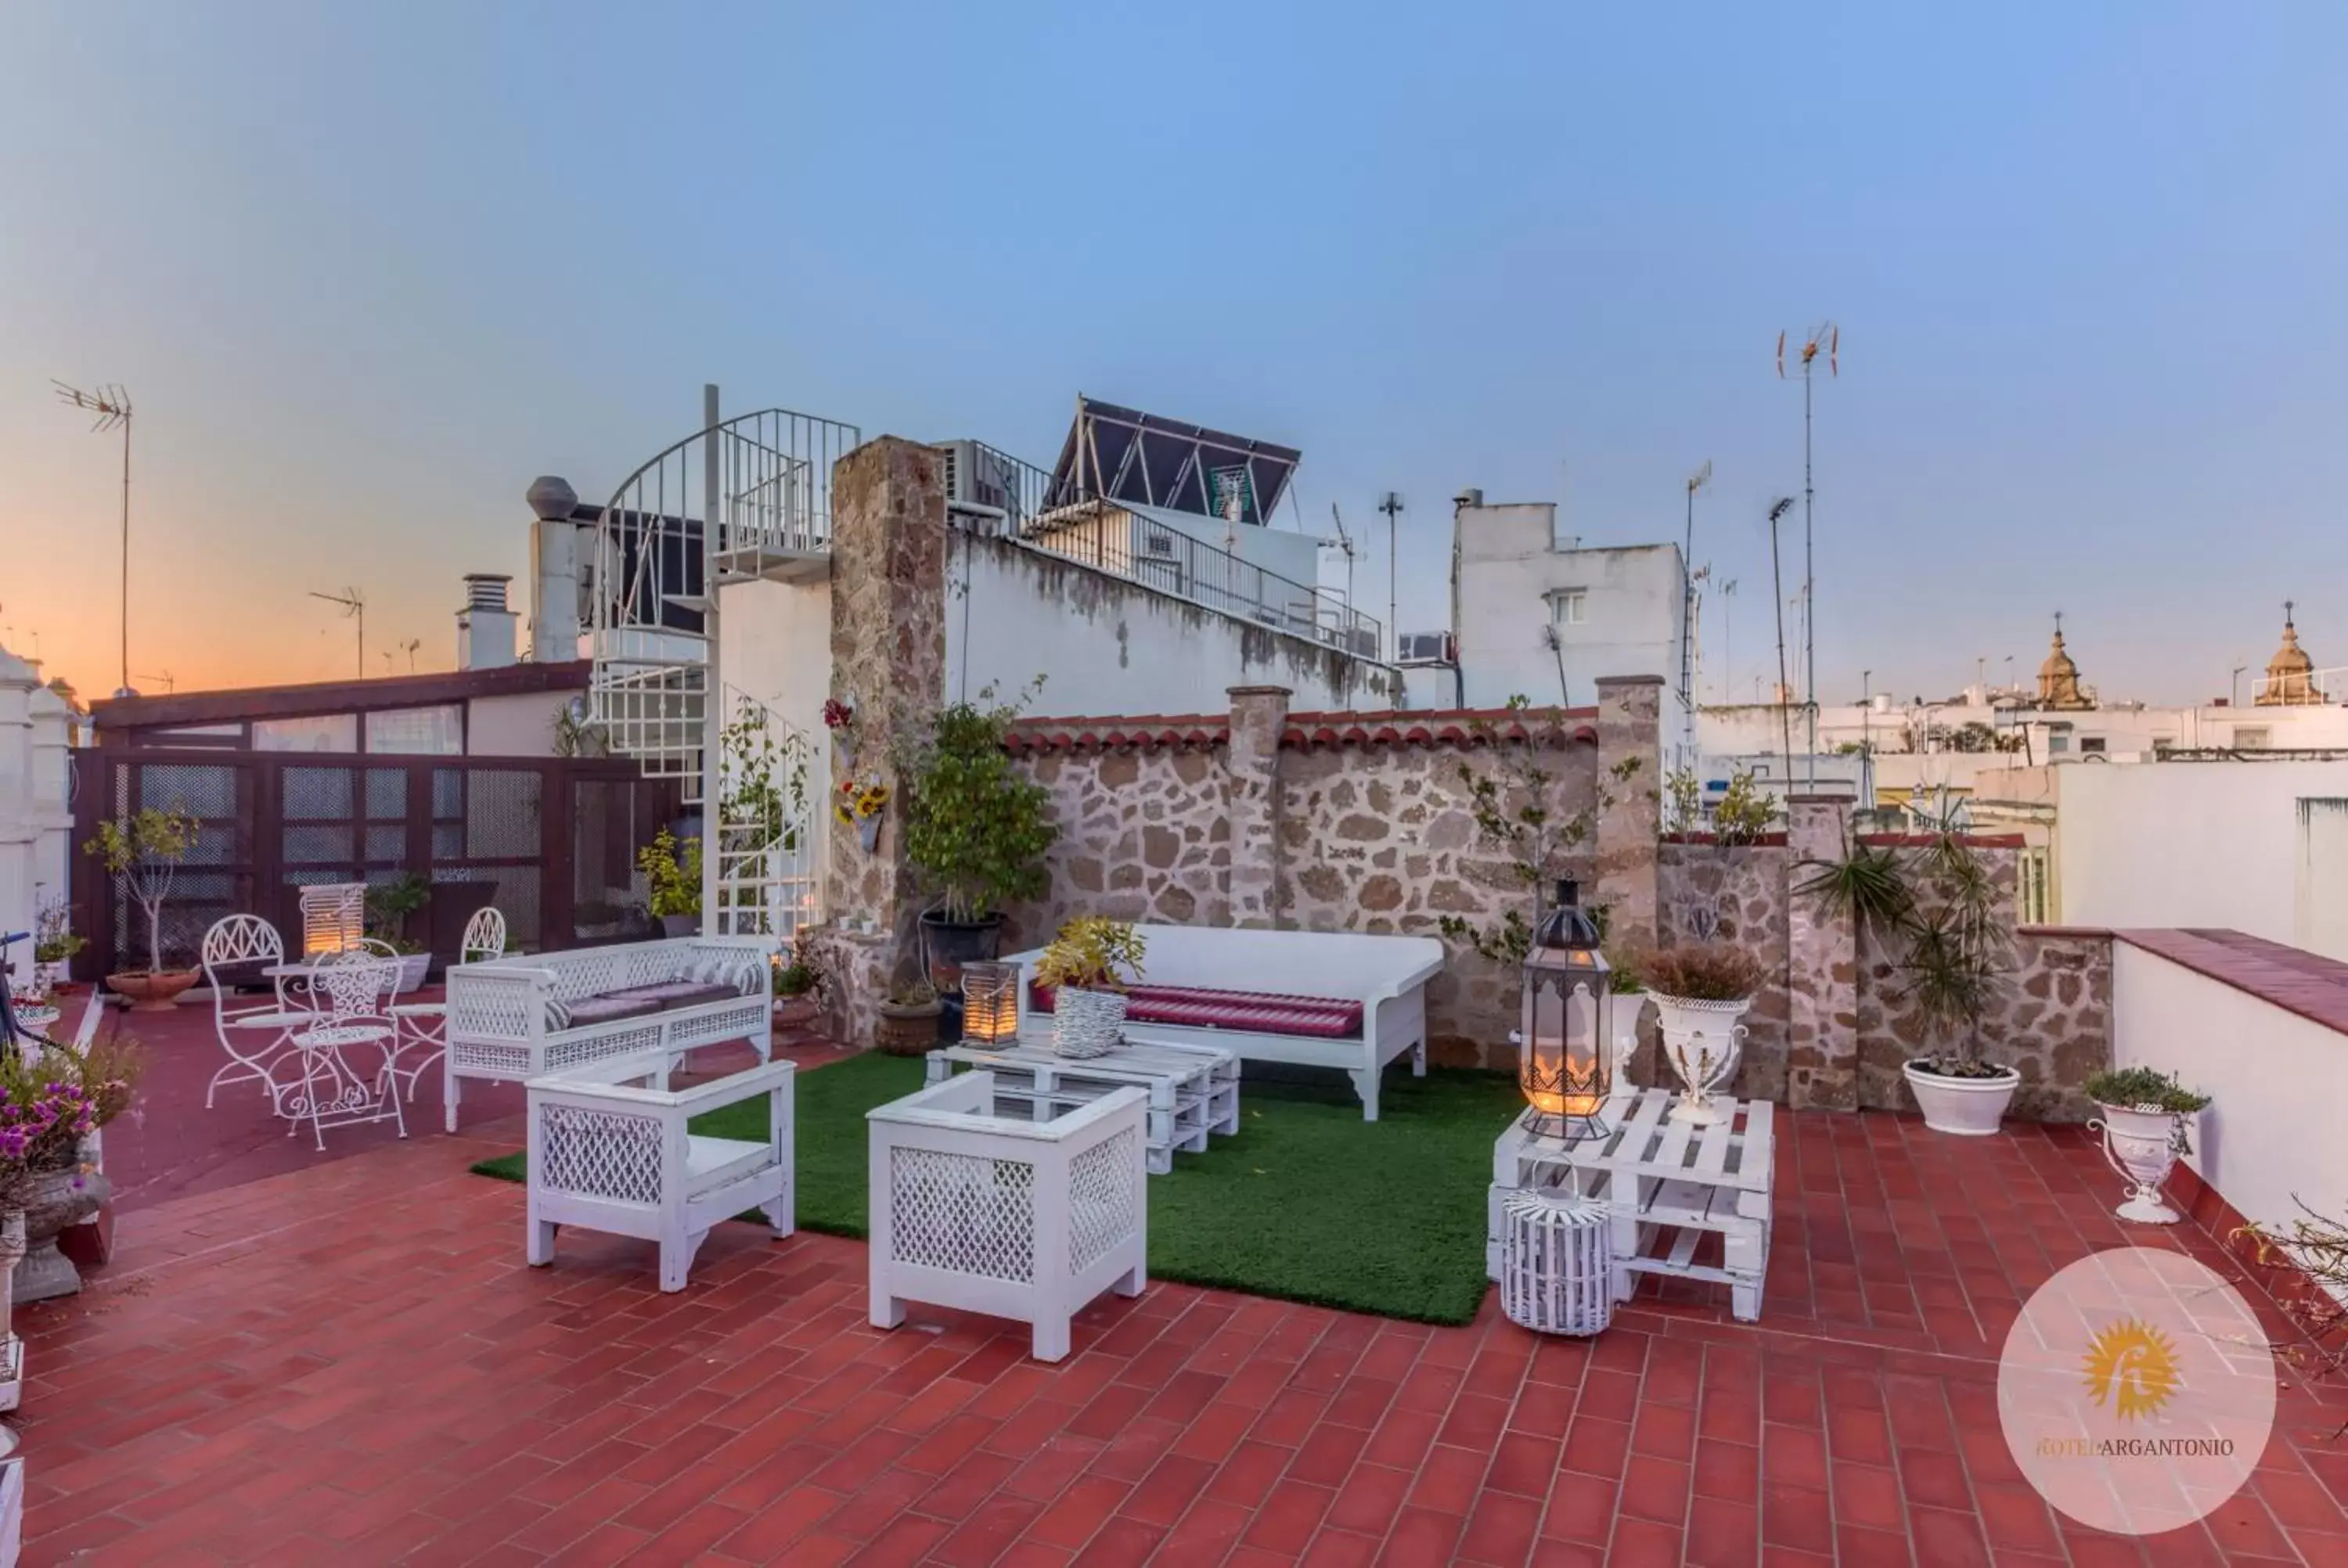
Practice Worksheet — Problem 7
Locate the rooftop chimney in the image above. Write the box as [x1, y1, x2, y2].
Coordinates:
[528, 476, 584, 664]
[457, 574, 517, 671]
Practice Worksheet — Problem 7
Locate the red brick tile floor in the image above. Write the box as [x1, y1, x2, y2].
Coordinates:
[14, 998, 2348, 1565]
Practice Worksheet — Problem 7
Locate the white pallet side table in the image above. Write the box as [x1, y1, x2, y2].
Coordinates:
[924, 1035, 1239, 1175]
[525, 1052, 794, 1293]
[869, 1072, 1147, 1362]
[1489, 1087, 1774, 1322]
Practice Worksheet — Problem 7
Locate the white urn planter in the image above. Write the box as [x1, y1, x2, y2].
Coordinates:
[1650, 994, 1750, 1124]
[2087, 1102, 2189, 1224]
[1053, 987, 1127, 1059]
[1902, 1060, 2020, 1136]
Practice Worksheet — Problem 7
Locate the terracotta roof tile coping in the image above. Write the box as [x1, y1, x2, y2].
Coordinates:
[2114, 927, 2348, 1040]
[1003, 704, 1601, 754]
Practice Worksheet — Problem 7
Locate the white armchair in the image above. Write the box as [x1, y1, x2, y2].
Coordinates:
[866, 1073, 1147, 1362]
[526, 1052, 794, 1293]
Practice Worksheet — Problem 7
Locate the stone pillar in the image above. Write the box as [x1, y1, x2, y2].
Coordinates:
[1225, 685, 1291, 928]
[823, 438, 949, 1045]
[1785, 795, 1858, 1111]
[1592, 675, 1664, 951]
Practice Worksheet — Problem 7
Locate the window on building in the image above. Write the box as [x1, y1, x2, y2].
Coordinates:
[2234, 727, 2271, 750]
[1550, 588, 1587, 626]
[252, 714, 358, 753]
[366, 704, 464, 756]
[2080, 736, 2106, 755]
[2047, 734, 2070, 754]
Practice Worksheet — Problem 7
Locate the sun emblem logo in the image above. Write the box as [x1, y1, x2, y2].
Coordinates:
[2082, 1318, 2182, 1421]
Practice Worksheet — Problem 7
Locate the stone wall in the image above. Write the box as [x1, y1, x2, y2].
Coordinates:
[1659, 814, 2114, 1121]
[999, 679, 1662, 1066]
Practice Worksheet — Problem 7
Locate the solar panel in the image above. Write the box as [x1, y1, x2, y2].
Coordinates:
[1044, 396, 1300, 527]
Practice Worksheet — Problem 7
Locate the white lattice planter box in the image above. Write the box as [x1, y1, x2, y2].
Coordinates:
[867, 1072, 1147, 1362]
[525, 1052, 794, 1293]
[446, 937, 774, 1132]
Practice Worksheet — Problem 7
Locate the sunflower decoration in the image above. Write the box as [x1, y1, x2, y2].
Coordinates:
[834, 777, 889, 827]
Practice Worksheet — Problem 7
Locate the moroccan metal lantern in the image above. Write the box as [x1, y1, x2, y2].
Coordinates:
[960, 962, 1021, 1046]
[1518, 879, 1612, 1142]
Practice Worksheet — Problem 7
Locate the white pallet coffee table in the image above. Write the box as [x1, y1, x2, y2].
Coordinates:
[1486, 1087, 1774, 1322]
[924, 1033, 1241, 1175]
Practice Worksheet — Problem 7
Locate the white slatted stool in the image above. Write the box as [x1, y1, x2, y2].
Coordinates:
[1499, 1190, 1615, 1336]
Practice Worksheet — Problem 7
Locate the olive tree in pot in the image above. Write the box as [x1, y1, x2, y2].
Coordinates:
[84, 804, 201, 1011]
[897, 685, 1056, 998]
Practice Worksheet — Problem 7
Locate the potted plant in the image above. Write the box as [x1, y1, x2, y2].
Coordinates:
[2, 1030, 140, 1311]
[1892, 833, 2018, 1134]
[771, 929, 831, 1031]
[365, 872, 434, 993]
[873, 979, 942, 1056]
[1033, 918, 1146, 1059]
[31, 898, 83, 994]
[2083, 1066, 2211, 1224]
[83, 804, 201, 1010]
[897, 685, 1057, 996]
[1633, 944, 1766, 1122]
[636, 828, 702, 937]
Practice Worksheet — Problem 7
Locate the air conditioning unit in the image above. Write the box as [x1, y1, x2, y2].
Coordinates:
[936, 440, 1017, 522]
[1397, 631, 1455, 666]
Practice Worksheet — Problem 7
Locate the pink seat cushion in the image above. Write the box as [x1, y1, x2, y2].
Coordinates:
[563, 995, 662, 1027]
[1028, 981, 1363, 1040]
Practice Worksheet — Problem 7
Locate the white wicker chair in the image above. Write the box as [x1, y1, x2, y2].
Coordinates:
[283, 948, 405, 1151]
[200, 915, 312, 1112]
[381, 906, 505, 1106]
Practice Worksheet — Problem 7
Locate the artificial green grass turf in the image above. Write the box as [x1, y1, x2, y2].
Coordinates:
[473, 1051, 1524, 1325]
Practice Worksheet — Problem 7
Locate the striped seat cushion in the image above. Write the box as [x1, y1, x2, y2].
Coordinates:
[1028, 982, 1363, 1040]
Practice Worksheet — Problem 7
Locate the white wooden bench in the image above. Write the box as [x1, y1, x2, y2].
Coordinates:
[525, 1052, 794, 1292]
[1487, 1088, 1774, 1322]
[1004, 926, 1443, 1121]
[444, 937, 773, 1132]
[924, 1034, 1240, 1174]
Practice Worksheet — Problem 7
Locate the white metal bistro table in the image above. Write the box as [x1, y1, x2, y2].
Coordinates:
[924, 1031, 1241, 1174]
[1487, 1086, 1774, 1322]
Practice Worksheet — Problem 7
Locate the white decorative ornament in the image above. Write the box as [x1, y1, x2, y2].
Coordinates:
[1650, 993, 1750, 1124]
[1499, 1191, 1614, 1336]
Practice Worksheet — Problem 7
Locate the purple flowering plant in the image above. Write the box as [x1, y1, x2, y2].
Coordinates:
[0, 1032, 142, 1210]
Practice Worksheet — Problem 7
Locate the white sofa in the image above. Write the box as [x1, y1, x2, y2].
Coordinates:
[527, 1052, 795, 1292]
[444, 937, 772, 1132]
[1006, 925, 1444, 1121]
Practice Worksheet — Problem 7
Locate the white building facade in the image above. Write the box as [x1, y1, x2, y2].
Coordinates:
[1448, 496, 1682, 710]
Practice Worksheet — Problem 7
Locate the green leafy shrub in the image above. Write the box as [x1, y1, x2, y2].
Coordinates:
[897, 686, 1056, 923]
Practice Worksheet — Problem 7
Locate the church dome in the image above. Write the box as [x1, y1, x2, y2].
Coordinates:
[2035, 621, 2091, 709]
[2257, 604, 2323, 706]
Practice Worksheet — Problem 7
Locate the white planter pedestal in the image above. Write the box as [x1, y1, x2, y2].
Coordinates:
[2087, 1102, 2188, 1224]
[868, 1072, 1147, 1361]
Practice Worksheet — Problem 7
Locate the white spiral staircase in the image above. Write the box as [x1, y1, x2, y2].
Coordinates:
[586, 399, 859, 944]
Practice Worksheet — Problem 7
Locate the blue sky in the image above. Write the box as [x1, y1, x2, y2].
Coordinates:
[4, 2, 2343, 704]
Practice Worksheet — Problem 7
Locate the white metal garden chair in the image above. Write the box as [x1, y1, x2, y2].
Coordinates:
[381, 906, 505, 1106]
[281, 948, 406, 1151]
[201, 914, 314, 1113]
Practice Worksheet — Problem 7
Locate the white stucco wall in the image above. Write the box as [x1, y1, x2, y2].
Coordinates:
[2058, 761, 2348, 955]
[0, 647, 73, 990]
[2112, 942, 2348, 1233]
[465, 691, 572, 757]
[1453, 503, 1680, 710]
[946, 534, 1399, 717]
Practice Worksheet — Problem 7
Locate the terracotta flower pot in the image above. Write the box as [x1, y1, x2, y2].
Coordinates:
[874, 1003, 942, 1056]
[772, 994, 820, 1031]
[104, 969, 198, 1012]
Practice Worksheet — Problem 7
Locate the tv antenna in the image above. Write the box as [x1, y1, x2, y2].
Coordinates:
[310, 587, 366, 677]
[1777, 322, 1837, 788]
[1678, 460, 1712, 771]
[1716, 578, 1738, 705]
[398, 637, 423, 672]
[1313, 502, 1359, 631]
[133, 670, 175, 694]
[1765, 498, 1797, 779]
[1377, 492, 1404, 664]
[53, 380, 135, 697]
